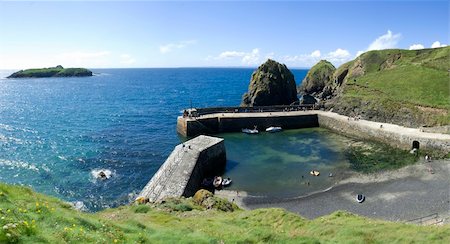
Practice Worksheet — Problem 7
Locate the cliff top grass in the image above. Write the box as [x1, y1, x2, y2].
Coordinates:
[1, 183, 449, 243]
[7, 65, 92, 78]
[340, 47, 450, 125]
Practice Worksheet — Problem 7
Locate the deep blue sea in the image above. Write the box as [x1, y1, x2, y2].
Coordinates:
[1, 68, 327, 210]
[1, 68, 359, 210]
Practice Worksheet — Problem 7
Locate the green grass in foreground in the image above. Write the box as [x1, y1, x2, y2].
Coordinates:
[1, 183, 449, 243]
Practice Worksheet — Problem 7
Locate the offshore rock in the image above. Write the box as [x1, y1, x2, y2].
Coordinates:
[241, 59, 298, 106]
[298, 60, 336, 99]
[7, 65, 93, 78]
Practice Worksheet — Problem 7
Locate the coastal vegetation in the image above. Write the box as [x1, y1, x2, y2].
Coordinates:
[300, 47, 450, 127]
[7, 65, 92, 78]
[1, 183, 449, 243]
[344, 140, 419, 173]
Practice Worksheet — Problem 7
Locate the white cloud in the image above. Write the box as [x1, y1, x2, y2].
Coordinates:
[57, 51, 111, 60]
[214, 48, 261, 65]
[325, 48, 351, 62]
[356, 50, 365, 57]
[310, 50, 321, 58]
[409, 44, 424, 50]
[242, 48, 260, 65]
[120, 54, 136, 65]
[217, 51, 246, 59]
[431, 41, 447, 48]
[367, 30, 402, 50]
[159, 40, 197, 54]
[282, 50, 322, 65]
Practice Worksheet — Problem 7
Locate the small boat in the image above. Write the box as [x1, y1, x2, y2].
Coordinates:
[356, 194, 365, 203]
[310, 170, 320, 176]
[222, 178, 232, 187]
[242, 128, 259, 134]
[265, 126, 282, 133]
[213, 176, 223, 188]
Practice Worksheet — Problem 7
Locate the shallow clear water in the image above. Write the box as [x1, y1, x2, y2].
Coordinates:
[221, 128, 352, 198]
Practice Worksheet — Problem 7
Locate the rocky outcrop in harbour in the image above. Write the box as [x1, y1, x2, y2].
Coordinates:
[241, 59, 298, 106]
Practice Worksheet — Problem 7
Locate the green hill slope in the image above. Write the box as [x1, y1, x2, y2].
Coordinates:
[303, 47, 450, 127]
[1, 183, 449, 243]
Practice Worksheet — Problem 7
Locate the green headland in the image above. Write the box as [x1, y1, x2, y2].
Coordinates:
[299, 46, 450, 128]
[7, 65, 93, 78]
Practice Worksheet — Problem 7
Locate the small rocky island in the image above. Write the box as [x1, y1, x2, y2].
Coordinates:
[7, 65, 93, 78]
[241, 59, 298, 106]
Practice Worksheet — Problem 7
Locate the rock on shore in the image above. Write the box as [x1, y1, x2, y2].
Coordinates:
[241, 59, 298, 106]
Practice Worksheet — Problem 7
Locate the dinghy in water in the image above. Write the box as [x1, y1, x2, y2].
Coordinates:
[265, 126, 282, 133]
[222, 178, 232, 187]
[356, 194, 365, 203]
[242, 128, 259, 134]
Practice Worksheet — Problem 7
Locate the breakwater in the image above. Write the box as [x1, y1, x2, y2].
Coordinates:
[138, 135, 226, 202]
[177, 107, 450, 152]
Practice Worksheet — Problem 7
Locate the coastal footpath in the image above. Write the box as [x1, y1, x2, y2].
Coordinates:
[177, 109, 450, 153]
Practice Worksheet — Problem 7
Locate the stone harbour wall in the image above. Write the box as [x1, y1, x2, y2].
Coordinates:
[138, 135, 226, 202]
[317, 112, 450, 152]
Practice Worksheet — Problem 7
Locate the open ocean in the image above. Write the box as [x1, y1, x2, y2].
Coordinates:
[0, 68, 353, 211]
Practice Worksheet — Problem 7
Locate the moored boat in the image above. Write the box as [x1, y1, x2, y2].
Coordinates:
[242, 128, 259, 134]
[221, 178, 232, 186]
[213, 176, 223, 188]
[310, 170, 320, 176]
[265, 126, 282, 133]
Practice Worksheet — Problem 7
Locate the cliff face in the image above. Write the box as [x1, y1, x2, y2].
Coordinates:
[7, 66, 93, 78]
[241, 59, 298, 106]
[302, 47, 450, 127]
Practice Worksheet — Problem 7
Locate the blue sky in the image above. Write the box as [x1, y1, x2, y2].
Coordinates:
[0, 0, 447, 69]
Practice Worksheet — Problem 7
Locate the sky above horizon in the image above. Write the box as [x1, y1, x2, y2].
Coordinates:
[0, 0, 448, 69]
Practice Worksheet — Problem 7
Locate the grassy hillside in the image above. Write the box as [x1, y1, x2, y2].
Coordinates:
[329, 47, 450, 127]
[1, 183, 449, 243]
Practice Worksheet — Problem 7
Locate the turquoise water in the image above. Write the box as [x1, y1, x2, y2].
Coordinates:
[222, 128, 351, 198]
[1, 68, 317, 210]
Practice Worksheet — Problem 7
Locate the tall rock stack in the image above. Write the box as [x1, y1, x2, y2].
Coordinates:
[241, 59, 299, 106]
[297, 60, 336, 101]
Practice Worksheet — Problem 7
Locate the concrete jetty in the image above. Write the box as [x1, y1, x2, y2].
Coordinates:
[177, 107, 450, 152]
[138, 135, 226, 202]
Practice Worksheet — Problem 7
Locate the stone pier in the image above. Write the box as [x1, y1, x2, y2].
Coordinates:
[138, 135, 226, 202]
[177, 108, 450, 153]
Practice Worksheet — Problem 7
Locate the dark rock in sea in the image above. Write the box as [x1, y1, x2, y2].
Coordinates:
[241, 59, 298, 106]
[298, 60, 336, 98]
[7, 65, 93, 78]
[300, 94, 317, 105]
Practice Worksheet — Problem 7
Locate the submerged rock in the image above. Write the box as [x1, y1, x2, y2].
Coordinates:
[241, 59, 298, 106]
